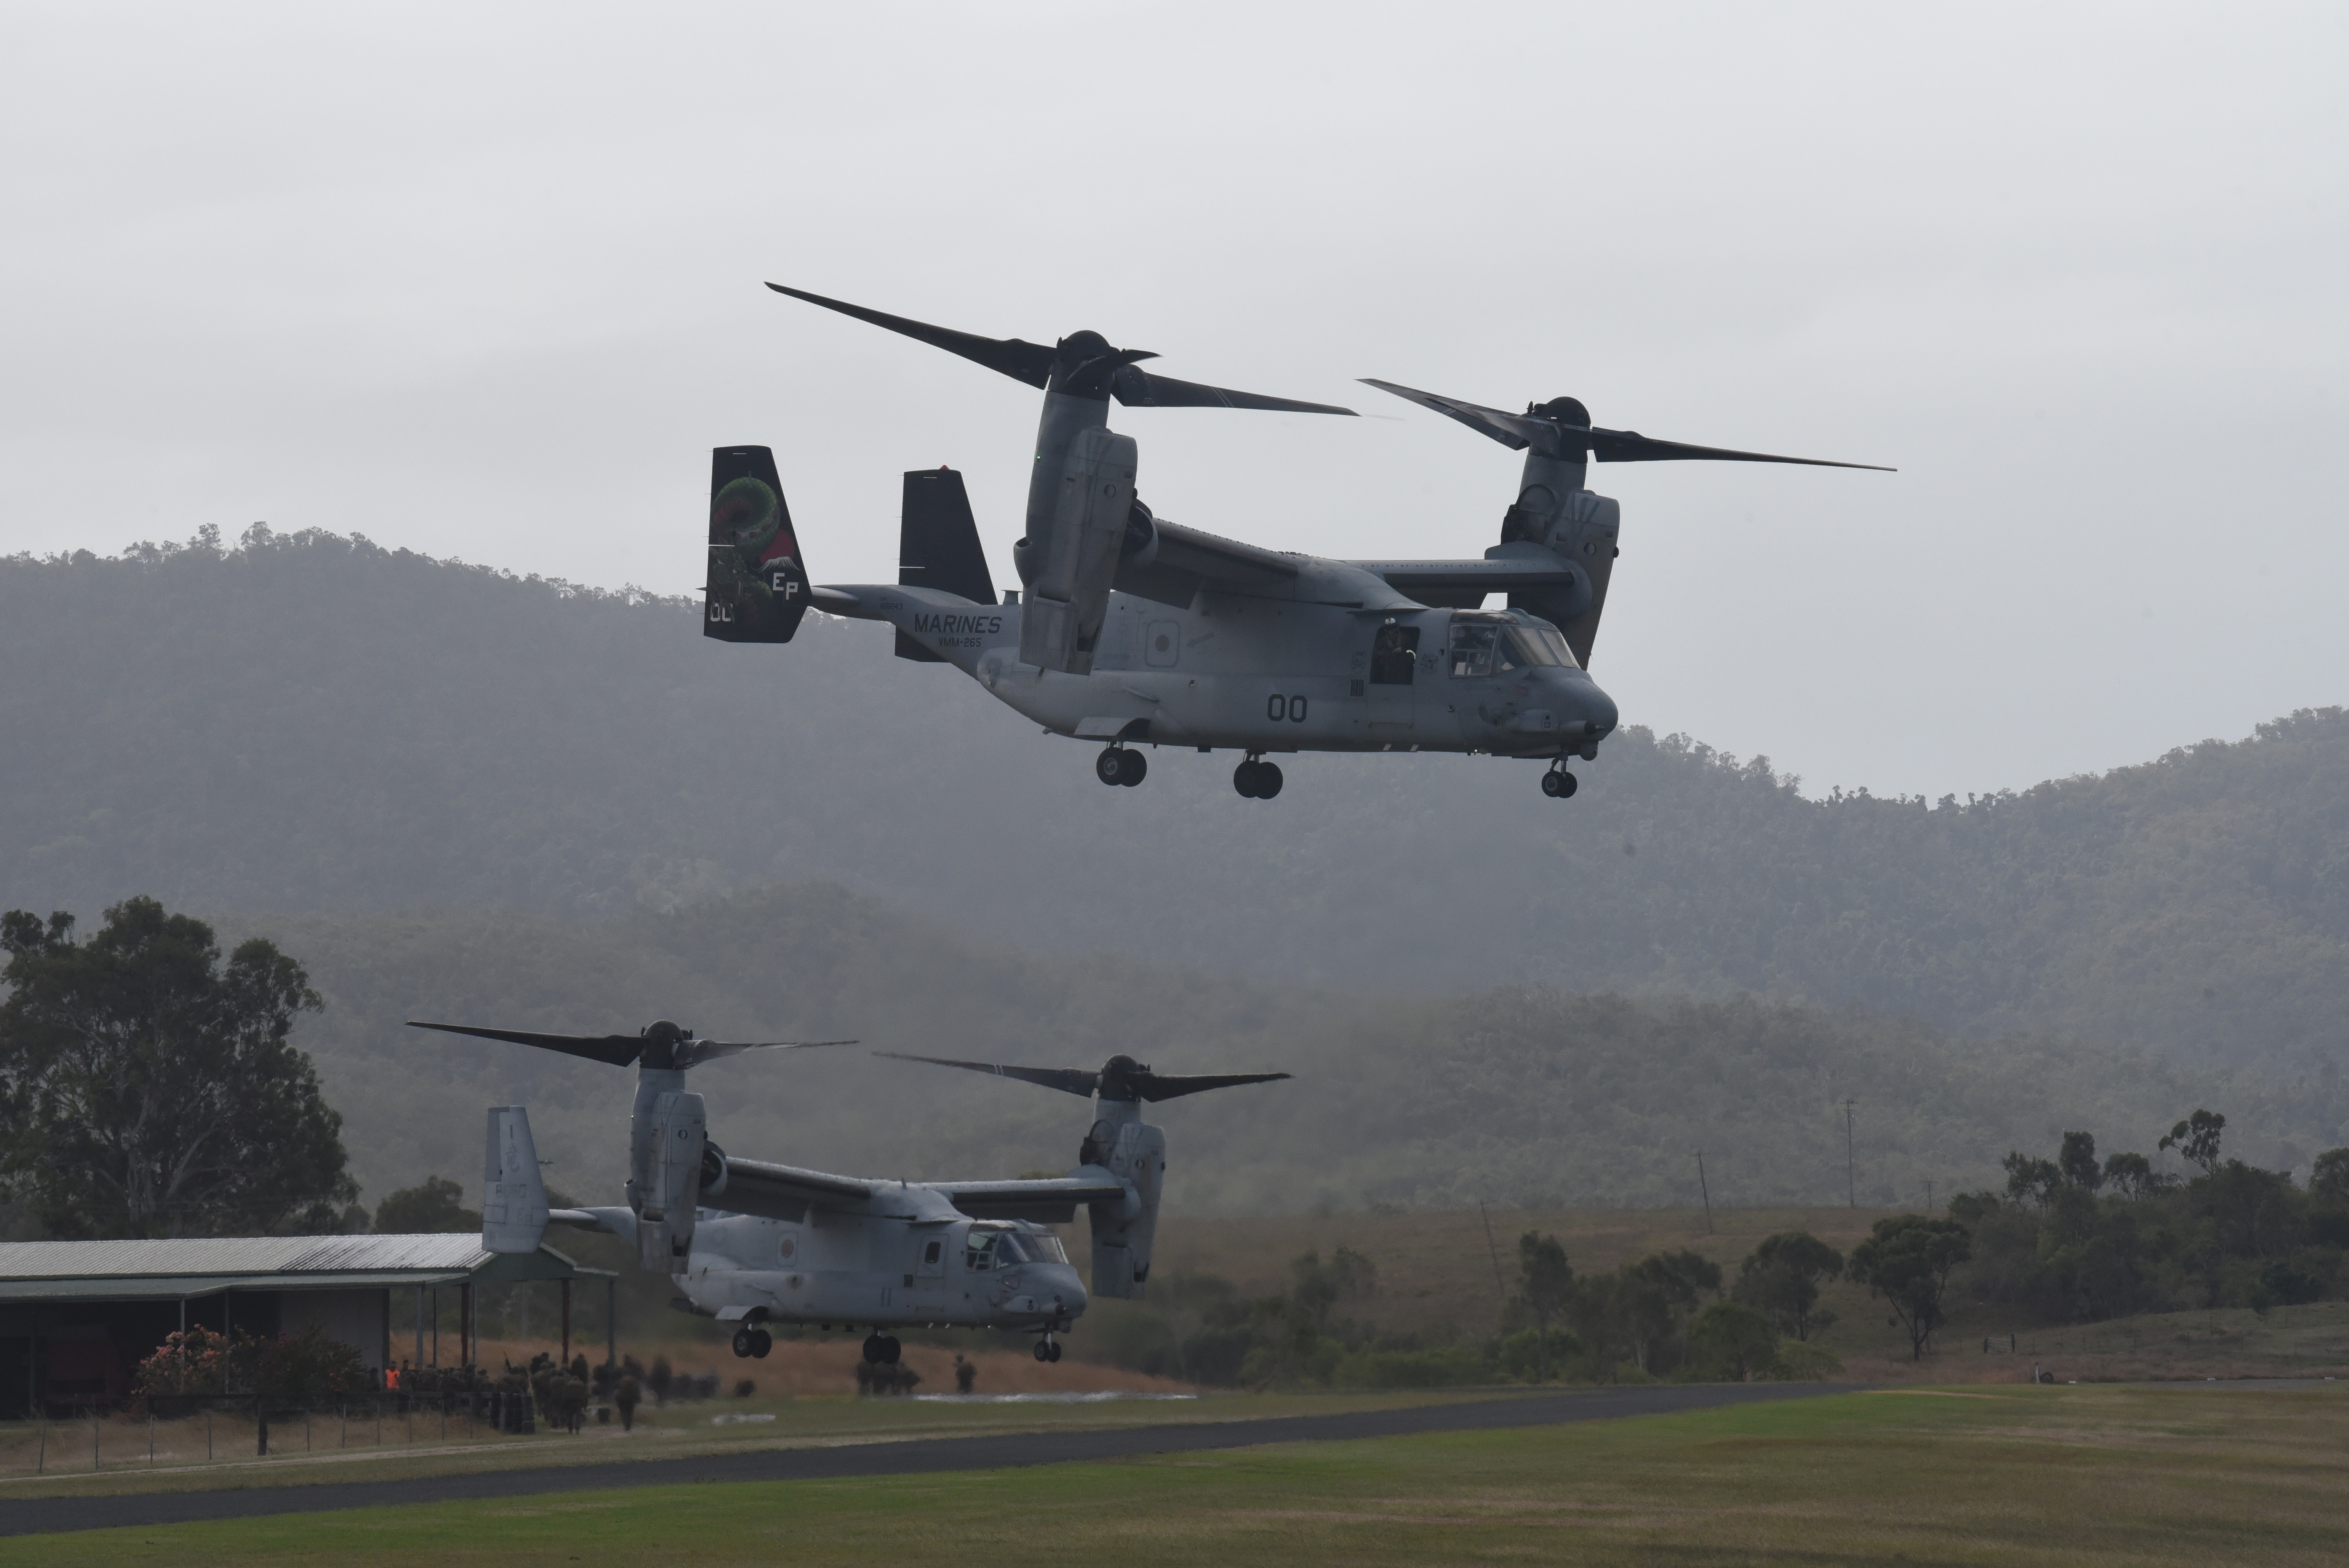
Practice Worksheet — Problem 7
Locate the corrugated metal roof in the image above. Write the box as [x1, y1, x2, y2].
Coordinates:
[0, 1233, 488, 1281]
[283, 1235, 490, 1273]
[0, 1271, 472, 1302]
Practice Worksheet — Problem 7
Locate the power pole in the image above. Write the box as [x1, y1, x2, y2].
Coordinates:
[1478, 1202, 1508, 1320]
[1843, 1099, 1858, 1208]
[1695, 1150, 1714, 1233]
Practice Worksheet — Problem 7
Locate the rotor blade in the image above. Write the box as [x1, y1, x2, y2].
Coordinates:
[1363, 379, 1892, 469]
[677, 1037, 859, 1069]
[1583, 428, 1893, 470]
[875, 1052, 1102, 1098]
[1135, 1071, 1293, 1102]
[405, 1020, 643, 1067]
[1116, 364, 1355, 416]
[1360, 379, 1545, 450]
[766, 284, 1055, 388]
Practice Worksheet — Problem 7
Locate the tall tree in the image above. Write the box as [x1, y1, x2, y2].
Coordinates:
[1517, 1231, 1574, 1382]
[1618, 1249, 1722, 1372]
[0, 898, 355, 1238]
[1731, 1230, 1845, 1341]
[2160, 1110, 2226, 1175]
[1848, 1215, 1972, 1360]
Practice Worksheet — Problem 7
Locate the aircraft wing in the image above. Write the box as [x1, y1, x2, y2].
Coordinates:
[936, 1176, 1132, 1223]
[714, 1156, 875, 1220]
[1346, 558, 1583, 609]
[1115, 519, 1299, 608]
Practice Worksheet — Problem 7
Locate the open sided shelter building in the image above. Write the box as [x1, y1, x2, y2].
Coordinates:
[0, 1235, 615, 1408]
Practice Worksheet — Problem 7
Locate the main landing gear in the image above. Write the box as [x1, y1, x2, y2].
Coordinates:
[1095, 746, 1147, 788]
[731, 1326, 773, 1359]
[1541, 763, 1579, 799]
[861, 1332, 902, 1365]
[1033, 1333, 1063, 1363]
[1233, 754, 1283, 799]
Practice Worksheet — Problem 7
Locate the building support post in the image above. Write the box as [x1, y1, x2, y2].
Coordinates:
[460, 1281, 472, 1367]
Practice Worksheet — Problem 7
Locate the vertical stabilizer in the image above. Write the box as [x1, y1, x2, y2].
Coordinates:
[482, 1106, 550, 1254]
[896, 467, 997, 663]
[704, 446, 811, 644]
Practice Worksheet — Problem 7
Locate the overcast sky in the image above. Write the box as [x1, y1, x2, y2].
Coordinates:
[4, 4, 2342, 798]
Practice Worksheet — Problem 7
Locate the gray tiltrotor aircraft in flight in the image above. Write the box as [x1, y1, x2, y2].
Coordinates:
[417, 1018, 1286, 1366]
[705, 285, 1888, 799]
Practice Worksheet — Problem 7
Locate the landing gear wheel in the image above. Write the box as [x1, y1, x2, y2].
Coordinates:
[1033, 1339, 1052, 1362]
[1046, 1342, 1063, 1363]
[1095, 748, 1126, 786]
[1116, 749, 1147, 786]
[1542, 768, 1579, 798]
[1235, 758, 1281, 798]
[750, 1330, 773, 1359]
[879, 1335, 902, 1365]
[733, 1327, 756, 1358]
[862, 1333, 887, 1365]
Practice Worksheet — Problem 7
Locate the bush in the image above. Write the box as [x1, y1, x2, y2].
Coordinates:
[1766, 1340, 1846, 1381]
[1498, 1327, 1582, 1383]
[1681, 1302, 1779, 1382]
[135, 1324, 370, 1402]
[1335, 1345, 1497, 1388]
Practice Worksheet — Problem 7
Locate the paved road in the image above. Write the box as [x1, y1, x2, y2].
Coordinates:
[0, 1381, 1844, 1538]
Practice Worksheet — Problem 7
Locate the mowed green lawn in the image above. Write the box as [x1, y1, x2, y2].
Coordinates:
[8, 1385, 2346, 1567]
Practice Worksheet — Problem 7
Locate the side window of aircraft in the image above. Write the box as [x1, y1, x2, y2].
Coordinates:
[1449, 620, 1498, 678]
[1370, 624, 1420, 685]
[923, 1240, 943, 1265]
[964, 1231, 998, 1271]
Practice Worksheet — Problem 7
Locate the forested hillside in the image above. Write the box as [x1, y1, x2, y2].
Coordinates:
[5, 528, 2348, 1077]
[243, 889, 2346, 1219]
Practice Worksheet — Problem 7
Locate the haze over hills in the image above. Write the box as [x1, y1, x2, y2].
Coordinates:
[255, 888, 2343, 1220]
[6, 528, 2346, 1085]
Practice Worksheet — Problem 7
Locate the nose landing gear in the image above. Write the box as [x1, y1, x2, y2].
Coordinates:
[861, 1332, 902, 1365]
[731, 1326, 774, 1358]
[1095, 746, 1148, 787]
[1032, 1333, 1063, 1363]
[1233, 754, 1283, 799]
[1541, 763, 1579, 799]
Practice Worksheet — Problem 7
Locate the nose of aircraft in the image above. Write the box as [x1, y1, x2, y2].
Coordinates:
[1047, 1263, 1089, 1318]
[1554, 669, 1618, 742]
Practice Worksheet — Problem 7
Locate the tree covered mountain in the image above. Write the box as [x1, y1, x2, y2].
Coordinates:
[241, 887, 2345, 1220]
[5, 527, 2346, 1081]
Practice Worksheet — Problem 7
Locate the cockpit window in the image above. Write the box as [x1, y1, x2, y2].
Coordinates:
[1449, 620, 1499, 677]
[1500, 625, 1577, 671]
[1004, 1232, 1068, 1265]
[964, 1231, 1000, 1270]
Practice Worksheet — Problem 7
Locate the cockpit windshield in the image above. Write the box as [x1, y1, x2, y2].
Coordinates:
[964, 1226, 1068, 1269]
[1500, 625, 1577, 671]
[1006, 1232, 1068, 1265]
[1451, 617, 1581, 676]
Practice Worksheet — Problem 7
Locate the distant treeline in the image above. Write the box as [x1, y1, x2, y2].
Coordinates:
[5, 527, 2347, 1080]
[237, 887, 2345, 1217]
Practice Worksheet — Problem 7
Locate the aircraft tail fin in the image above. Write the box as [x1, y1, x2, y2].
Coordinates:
[895, 467, 996, 663]
[704, 445, 812, 644]
[482, 1105, 551, 1254]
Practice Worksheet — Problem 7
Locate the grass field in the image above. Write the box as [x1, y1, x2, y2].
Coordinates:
[6, 1384, 2344, 1566]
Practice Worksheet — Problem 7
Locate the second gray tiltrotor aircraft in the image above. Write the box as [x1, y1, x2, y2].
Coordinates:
[417, 1019, 1285, 1366]
[705, 285, 1889, 799]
